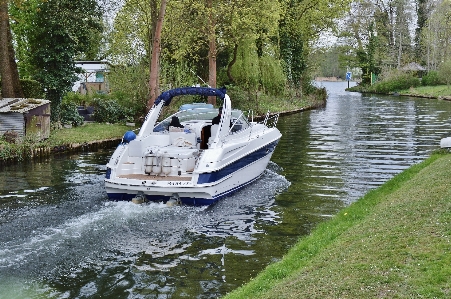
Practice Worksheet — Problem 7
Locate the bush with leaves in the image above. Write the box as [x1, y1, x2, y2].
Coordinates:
[370, 70, 420, 93]
[60, 102, 84, 127]
[62, 92, 93, 107]
[91, 96, 132, 123]
[422, 71, 443, 86]
[438, 60, 451, 88]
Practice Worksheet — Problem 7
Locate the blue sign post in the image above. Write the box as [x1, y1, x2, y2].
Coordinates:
[346, 72, 352, 88]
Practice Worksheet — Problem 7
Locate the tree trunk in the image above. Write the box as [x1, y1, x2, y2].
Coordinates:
[0, 0, 23, 99]
[147, 0, 167, 111]
[207, 0, 216, 105]
[226, 43, 238, 83]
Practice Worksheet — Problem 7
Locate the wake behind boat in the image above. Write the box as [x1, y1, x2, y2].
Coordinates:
[105, 87, 281, 205]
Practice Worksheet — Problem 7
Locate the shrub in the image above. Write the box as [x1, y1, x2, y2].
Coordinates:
[91, 96, 131, 123]
[62, 92, 92, 106]
[60, 102, 84, 126]
[422, 71, 443, 86]
[438, 60, 451, 88]
[371, 70, 420, 93]
[2, 131, 19, 144]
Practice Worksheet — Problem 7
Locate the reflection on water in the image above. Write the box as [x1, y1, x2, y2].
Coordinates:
[1, 82, 451, 298]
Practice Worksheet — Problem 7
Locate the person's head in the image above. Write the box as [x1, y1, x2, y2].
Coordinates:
[171, 116, 180, 124]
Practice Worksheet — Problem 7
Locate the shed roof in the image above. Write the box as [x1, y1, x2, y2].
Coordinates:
[0, 98, 50, 113]
[400, 62, 426, 71]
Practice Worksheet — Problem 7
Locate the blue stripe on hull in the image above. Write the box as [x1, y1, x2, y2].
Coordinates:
[106, 172, 263, 206]
[197, 139, 279, 184]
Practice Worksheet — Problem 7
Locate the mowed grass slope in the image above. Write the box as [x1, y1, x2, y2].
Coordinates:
[224, 152, 451, 298]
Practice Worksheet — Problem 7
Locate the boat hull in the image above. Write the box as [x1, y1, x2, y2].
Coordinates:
[105, 146, 276, 205]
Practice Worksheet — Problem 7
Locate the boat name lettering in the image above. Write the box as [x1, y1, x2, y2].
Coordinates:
[167, 181, 190, 186]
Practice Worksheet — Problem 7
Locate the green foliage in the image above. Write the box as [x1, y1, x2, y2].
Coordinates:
[438, 60, 451, 88]
[313, 45, 359, 80]
[19, 79, 44, 98]
[62, 92, 92, 106]
[159, 61, 198, 91]
[259, 56, 286, 95]
[60, 102, 84, 127]
[368, 70, 420, 93]
[422, 71, 443, 86]
[27, 0, 103, 122]
[229, 40, 260, 91]
[106, 64, 148, 116]
[91, 96, 132, 123]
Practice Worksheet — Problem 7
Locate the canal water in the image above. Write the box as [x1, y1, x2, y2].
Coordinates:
[1, 82, 451, 298]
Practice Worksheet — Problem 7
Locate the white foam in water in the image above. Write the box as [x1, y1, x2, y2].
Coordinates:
[0, 186, 50, 199]
[0, 201, 176, 269]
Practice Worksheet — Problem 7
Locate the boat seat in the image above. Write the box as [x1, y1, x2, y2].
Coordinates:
[128, 134, 170, 157]
[169, 131, 196, 147]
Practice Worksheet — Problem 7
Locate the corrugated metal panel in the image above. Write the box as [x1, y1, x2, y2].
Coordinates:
[0, 112, 25, 137]
[0, 98, 50, 113]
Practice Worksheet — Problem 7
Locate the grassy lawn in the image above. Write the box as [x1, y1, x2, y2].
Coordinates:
[45, 123, 135, 145]
[224, 152, 451, 298]
[399, 85, 451, 98]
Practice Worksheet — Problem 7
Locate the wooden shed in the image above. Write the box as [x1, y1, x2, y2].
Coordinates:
[0, 98, 51, 140]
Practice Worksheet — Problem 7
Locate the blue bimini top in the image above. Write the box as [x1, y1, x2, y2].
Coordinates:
[154, 87, 227, 106]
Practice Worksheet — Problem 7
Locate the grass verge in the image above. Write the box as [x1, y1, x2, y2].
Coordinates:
[223, 151, 451, 298]
[349, 84, 451, 99]
[398, 85, 451, 98]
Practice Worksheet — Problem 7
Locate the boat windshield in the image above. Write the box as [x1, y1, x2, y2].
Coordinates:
[230, 110, 250, 132]
[154, 108, 251, 132]
[154, 108, 217, 132]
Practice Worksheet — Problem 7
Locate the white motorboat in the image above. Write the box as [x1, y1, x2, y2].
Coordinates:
[105, 87, 281, 205]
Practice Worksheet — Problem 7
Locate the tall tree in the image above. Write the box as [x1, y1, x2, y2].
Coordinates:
[0, 0, 23, 98]
[147, 0, 167, 109]
[415, 0, 429, 60]
[422, 0, 451, 70]
[280, 0, 352, 91]
[28, 0, 103, 121]
[206, 0, 216, 104]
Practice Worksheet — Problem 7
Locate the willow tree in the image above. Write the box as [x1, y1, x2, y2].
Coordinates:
[162, 0, 283, 98]
[221, 0, 281, 85]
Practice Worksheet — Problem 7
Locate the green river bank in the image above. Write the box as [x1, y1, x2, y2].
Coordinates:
[224, 151, 451, 298]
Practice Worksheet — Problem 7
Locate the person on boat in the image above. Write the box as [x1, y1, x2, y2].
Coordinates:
[212, 107, 222, 125]
[169, 116, 184, 129]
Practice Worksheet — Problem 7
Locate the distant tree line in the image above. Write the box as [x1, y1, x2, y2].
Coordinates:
[316, 0, 451, 85]
[7, 0, 449, 121]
